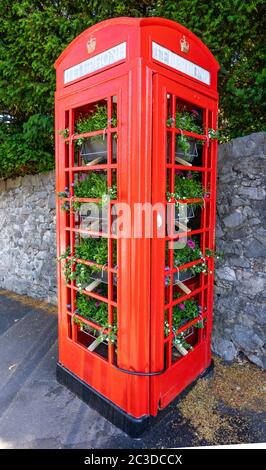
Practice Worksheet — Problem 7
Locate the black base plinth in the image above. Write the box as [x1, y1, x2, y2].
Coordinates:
[56, 360, 214, 438]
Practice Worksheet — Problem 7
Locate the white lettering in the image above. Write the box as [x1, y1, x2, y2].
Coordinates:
[152, 42, 210, 85]
[64, 42, 126, 84]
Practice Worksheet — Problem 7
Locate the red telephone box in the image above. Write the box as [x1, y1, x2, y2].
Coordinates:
[55, 17, 219, 436]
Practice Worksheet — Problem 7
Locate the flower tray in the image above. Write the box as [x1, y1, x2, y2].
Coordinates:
[88, 268, 118, 286]
[173, 268, 195, 283]
[80, 135, 117, 164]
[175, 138, 198, 163]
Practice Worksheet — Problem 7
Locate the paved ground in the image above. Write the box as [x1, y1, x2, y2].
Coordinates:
[0, 289, 265, 449]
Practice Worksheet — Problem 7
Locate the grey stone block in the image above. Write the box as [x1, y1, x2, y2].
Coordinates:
[223, 210, 246, 229]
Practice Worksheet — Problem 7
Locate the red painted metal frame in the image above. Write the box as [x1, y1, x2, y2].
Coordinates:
[150, 74, 218, 413]
[55, 17, 219, 419]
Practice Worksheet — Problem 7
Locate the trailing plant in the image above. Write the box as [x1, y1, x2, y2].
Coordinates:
[165, 241, 220, 284]
[164, 296, 204, 350]
[75, 237, 111, 266]
[75, 105, 117, 146]
[207, 128, 226, 142]
[74, 293, 117, 345]
[167, 173, 204, 204]
[174, 238, 210, 275]
[74, 172, 107, 199]
[73, 174, 117, 210]
[58, 237, 112, 271]
[58, 128, 69, 139]
[65, 260, 101, 293]
[175, 134, 193, 157]
[176, 296, 203, 327]
[57, 174, 117, 211]
[76, 292, 108, 324]
[167, 109, 226, 154]
[76, 105, 115, 134]
[74, 315, 117, 347]
[167, 108, 203, 134]
[173, 331, 193, 351]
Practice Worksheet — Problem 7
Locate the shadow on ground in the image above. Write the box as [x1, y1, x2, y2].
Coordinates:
[0, 289, 265, 449]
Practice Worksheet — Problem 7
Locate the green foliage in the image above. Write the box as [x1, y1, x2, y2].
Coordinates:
[76, 293, 108, 325]
[75, 292, 117, 345]
[165, 296, 203, 349]
[175, 135, 192, 157]
[0, 0, 148, 179]
[172, 297, 201, 329]
[76, 104, 117, 134]
[0, 115, 54, 179]
[0, 0, 264, 178]
[58, 237, 111, 270]
[155, 0, 266, 139]
[75, 105, 117, 146]
[167, 173, 204, 202]
[167, 108, 202, 134]
[71, 173, 117, 210]
[58, 128, 69, 139]
[173, 238, 210, 275]
[64, 260, 102, 293]
[75, 237, 110, 265]
[74, 172, 107, 198]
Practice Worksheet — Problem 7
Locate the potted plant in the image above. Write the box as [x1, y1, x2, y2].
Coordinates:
[58, 174, 117, 213]
[75, 105, 117, 165]
[175, 134, 199, 163]
[167, 173, 204, 232]
[58, 237, 117, 290]
[173, 238, 211, 276]
[165, 296, 204, 356]
[167, 108, 203, 164]
[165, 239, 217, 294]
[74, 293, 117, 352]
[167, 172, 204, 203]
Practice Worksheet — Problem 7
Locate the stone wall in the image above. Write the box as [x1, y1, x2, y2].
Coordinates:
[213, 132, 266, 369]
[0, 132, 265, 367]
[0, 171, 57, 304]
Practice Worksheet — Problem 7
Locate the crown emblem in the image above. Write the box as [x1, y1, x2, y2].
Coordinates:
[87, 36, 96, 54]
[180, 35, 189, 54]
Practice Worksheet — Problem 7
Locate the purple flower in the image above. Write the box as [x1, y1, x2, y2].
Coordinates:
[191, 109, 199, 118]
[179, 303, 185, 310]
[187, 239, 195, 250]
[67, 304, 71, 309]
[187, 172, 193, 180]
[95, 301, 100, 307]
[175, 169, 183, 176]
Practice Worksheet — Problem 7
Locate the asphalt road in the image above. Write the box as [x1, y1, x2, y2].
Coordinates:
[0, 290, 265, 449]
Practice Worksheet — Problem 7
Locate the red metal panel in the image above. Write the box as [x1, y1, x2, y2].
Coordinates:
[149, 74, 218, 415]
